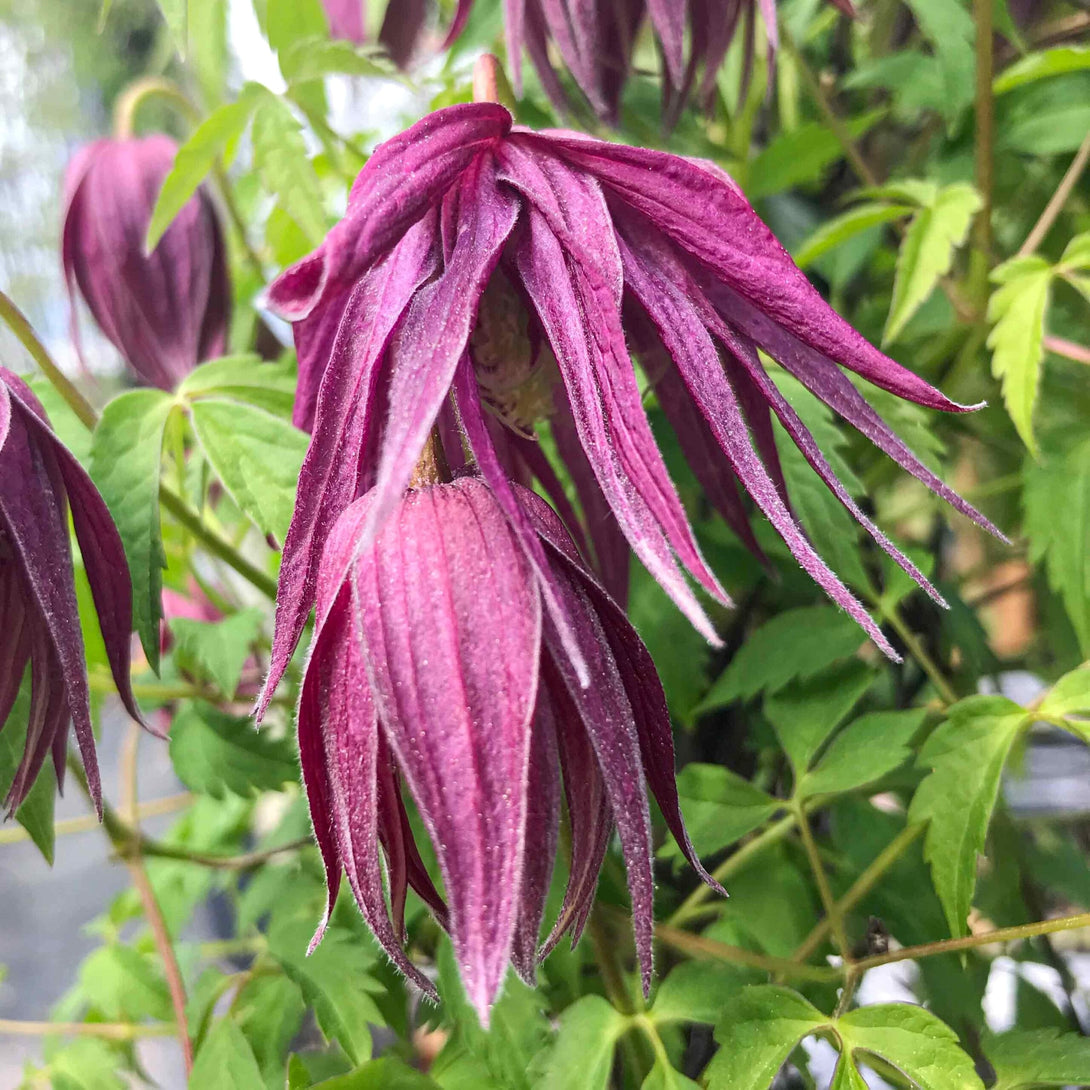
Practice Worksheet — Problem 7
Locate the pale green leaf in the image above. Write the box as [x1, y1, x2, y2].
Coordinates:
[309, 1058, 443, 1089]
[77, 944, 172, 1021]
[885, 184, 982, 344]
[650, 961, 743, 1027]
[146, 89, 262, 252]
[764, 660, 876, 775]
[793, 203, 912, 269]
[1037, 666, 1090, 726]
[536, 995, 628, 1090]
[994, 47, 1090, 95]
[281, 38, 391, 84]
[1059, 231, 1090, 271]
[641, 1062, 701, 1090]
[838, 1004, 984, 1090]
[699, 606, 866, 711]
[659, 764, 779, 863]
[984, 1027, 1090, 1089]
[987, 257, 1053, 455]
[169, 608, 264, 698]
[1023, 438, 1090, 653]
[264, 0, 328, 51]
[799, 709, 926, 799]
[831, 1056, 870, 1090]
[903, 0, 976, 124]
[908, 696, 1027, 936]
[251, 95, 329, 246]
[180, 354, 297, 418]
[169, 702, 298, 798]
[89, 389, 174, 669]
[189, 397, 308, 541]
[190, 1019, 266, 1089]
[705, 986, 826, 1090]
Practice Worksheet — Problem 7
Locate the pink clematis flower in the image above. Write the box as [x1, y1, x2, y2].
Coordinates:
[0, 368, 148, 812]
[62, 136, 229, 391]
[256, 102, 1001, 717]
[299, 474, 718, 1020]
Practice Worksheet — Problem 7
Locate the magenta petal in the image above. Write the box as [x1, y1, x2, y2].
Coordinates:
[267, 105, 511, 321]
[646, 0, 686, 88]
[354, 480, 542, 1021]
[0, 563, 30, 732]
[515, 207, 727, 642]
[508, 434, 591, 563]
[257, 217, 440, 718]
[453, 355, 590, 684]
[359, 159, 520, 548]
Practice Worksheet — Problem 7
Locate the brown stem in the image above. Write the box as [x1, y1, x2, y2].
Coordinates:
[408, 429, 450, 490]
[972, 0, 995, 288]
[796, 803, 852, 963]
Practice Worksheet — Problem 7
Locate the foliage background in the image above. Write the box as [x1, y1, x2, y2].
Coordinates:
[1, 0, 1090, 1087]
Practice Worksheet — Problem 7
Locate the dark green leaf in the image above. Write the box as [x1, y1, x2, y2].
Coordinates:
[189, 397, 308, 541]
[984, 1028, 1090, 1089]
[902, 0, 976, 124]
[994, 47, 1090, 95]
[190, 1019, 266, 1089]
[908, 696, 1027, 936]
[89, 389, 174, 670]
[169, 702, 298, 798]
[699, 606, 866, 711]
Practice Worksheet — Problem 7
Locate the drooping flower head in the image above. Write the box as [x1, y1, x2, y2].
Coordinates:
[321, 0, 471, 69]
[62, 136, 229, 391]
[300, 474, 717, 1020]
[256, 101, 1002, 717]
[447, 0, 855, 124]
[0, 368, 148, 812]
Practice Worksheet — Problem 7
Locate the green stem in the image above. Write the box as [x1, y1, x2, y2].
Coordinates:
[666, 811, 797, 927]
[0, 291, 98, 429]
[0, 1019, 175, 1040]
[113, 76, 200, 138]
[134, 835, 312, 871]
[793, 824, 924, 963]
[970, 0, 995, 300]
[880, 602, 960, 707]
[795, 802, 852, 962]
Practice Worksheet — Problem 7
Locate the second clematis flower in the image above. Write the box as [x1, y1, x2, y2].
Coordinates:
[62, 136, 229, 391]
[299, 473, 718, 1020]
[257, 96, 1002, 714]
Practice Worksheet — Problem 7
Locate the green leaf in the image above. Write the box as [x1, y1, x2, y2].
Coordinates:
[994, 47, 1090, 95]
[837, 1004, 983, 1090]
[885, 184, 982, 344]
[189, 397, 308, 541]
[799, 709, 925, 799]
[793, 203, 912, 270]
[251, 95, 329, 246]
[0, 671, 56, 863]
[169, 702, 298, 798]
[641, 1062, 701, 1090]
[1037, 666, 1090, 727]
[146, 89, 262, 252]
[89, 389, 174, 670]
[536, 995, 628, 1090]
[902, 0, 976, 124]
[984, 1028, 1090, 1089]
[310, 1059, 443, 1089]
[764, 661, 876, 776]
[699, 606, 866, 711]
[705, 986, 826, 1090]
[650, 961, 743, 1026]
[987, 256, 1053, 455]
[281, 38, 391, 84]
[267, 916, 386, 1065]
[77, 944, 172, 1021]
[190, 1019, 266, 1089]
[264, 0, 329, 50]
[660, 764, 779, 862]
[169, 607, 263, 698]
[40, 1038, 127, 1090]
[180, 354, 297, 418]
[908, 695, 1027, 936]
[1023, 438, 1090, 654]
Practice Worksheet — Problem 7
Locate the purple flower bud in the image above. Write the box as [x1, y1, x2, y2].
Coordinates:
[0, 368, 150, 814]
[62, 136, 229, 391]
[299, 475, 718, 1021]
[256, 104, 1003, 717]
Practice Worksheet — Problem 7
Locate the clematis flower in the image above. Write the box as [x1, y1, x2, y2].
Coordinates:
[62, 136, 229, 391]
[256, 101, 1002, 715]
[321, 0, 471, 69]
[299, 474, 718, 1020]
[0, 368, 147, 812]
[443, 0, 854, 124]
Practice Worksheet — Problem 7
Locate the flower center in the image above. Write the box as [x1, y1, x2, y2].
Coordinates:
[471, 275, 558, 437]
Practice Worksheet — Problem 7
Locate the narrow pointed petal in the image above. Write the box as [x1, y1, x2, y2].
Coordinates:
[354, 480, 542, 1020]
[378, 0, 427, 67]
[508, 434, 592, 563]
[646, 0, 687, 88]
[515, 206, 726, 642]
[258, 217, 440, 717]
[453, 355, 590, 684]
[267, 105, 511, 321]
[359, 160, 519, 549]
[0, 563, 30, 732]
[613, 226, 899, 659]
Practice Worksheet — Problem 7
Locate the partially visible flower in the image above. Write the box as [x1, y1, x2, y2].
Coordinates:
[62, 136, 229, 391]
[321, 0, 471, 69]
[0, 368, 147, 812]
[257, 103, 1002, 715]
[446, 0, 855, 124]
[300, 474, 717, 1020]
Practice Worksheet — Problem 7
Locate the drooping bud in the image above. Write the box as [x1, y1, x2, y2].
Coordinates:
[62, 136, 229, 391]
